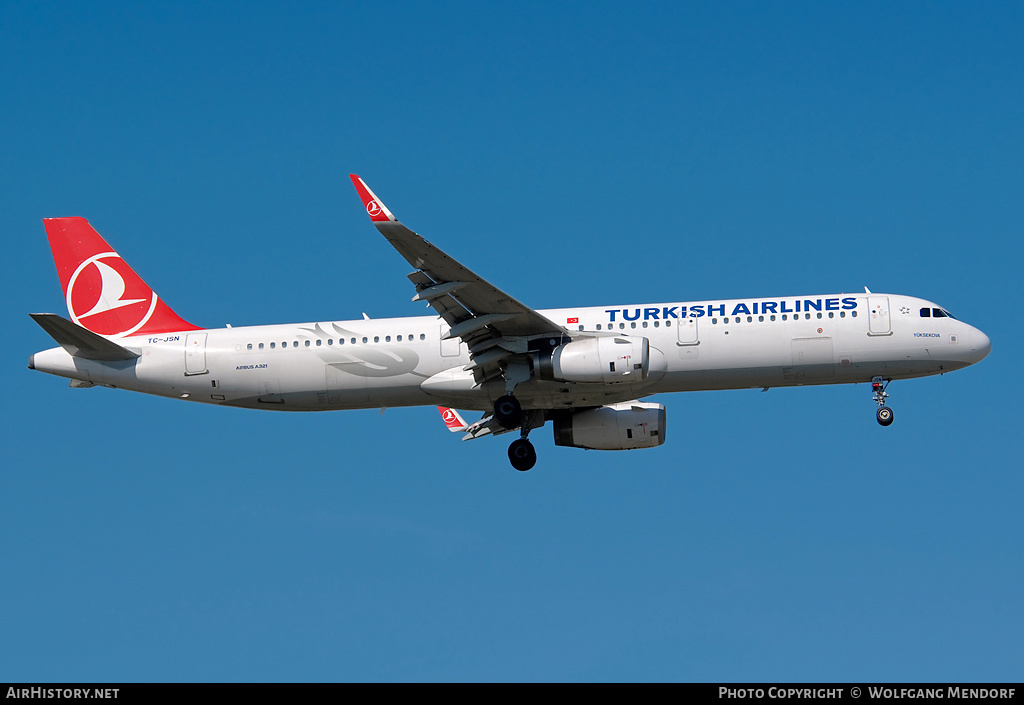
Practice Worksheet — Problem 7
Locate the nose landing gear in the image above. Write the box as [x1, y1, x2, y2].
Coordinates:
[872, 376, 894, 426]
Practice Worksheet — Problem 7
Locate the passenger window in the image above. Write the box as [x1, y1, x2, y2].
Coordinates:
[362, 337, 368, 343]
[782, 314, 787, 321]
[817, 313, 822, 319]
[654, 321, 660, 328]
[316, 339, 322, 346]
[619, 323, 625, 329]
[328, 339, 333, 345]
[293, 341, 299, 347]
[420, 334, 426, 340]
[374, 336, 380, 343]
[305, 340, 311, 347]
[758, 315, 764, 322]
[351, 338, 356, 344]
[386, 335, 391, 342]
[642, 321, 648, 328]
[770, 315, 776, 321]
[270, 342, 276, 349]
[852, 311, 858, 317]
[247, 343, 252, 350]
[578, 325, 584, 331]
[828, 312, 834, 318]
[712, 318, 718, 324]
[805, 313, 811, 320]
[596, 324, 602, 330]
[747, 316, 752, 322]
[920, 308, 931, 317]
[397, 335, 402, 341]
[840, 311, 846, 318]
[259, 343, 264, 350]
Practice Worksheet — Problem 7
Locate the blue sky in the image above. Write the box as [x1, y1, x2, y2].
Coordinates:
[2, 1, 1021, 682]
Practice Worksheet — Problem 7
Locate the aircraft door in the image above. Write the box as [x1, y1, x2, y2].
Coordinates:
[184, 333, 208, 375]
[868, 296, 892, 336]
[676, 316, 698, 345]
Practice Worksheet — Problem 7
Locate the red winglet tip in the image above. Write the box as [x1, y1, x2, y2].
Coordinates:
[349, 175, 394, 222]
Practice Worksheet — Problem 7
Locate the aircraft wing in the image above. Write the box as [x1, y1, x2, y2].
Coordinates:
[350, 175, 567, 381]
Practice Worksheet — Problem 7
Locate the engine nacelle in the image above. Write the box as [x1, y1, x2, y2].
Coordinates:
[553, 401, 666, 450]
[535, 335, 649, 384]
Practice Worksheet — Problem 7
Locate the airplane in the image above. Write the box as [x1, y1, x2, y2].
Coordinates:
[29, 175, 992, 471]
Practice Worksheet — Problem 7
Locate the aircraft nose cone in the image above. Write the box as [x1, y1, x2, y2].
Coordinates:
[971, 328, 992, 363]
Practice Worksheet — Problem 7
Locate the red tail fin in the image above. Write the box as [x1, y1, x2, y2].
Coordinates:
[44, 217, 201, 338]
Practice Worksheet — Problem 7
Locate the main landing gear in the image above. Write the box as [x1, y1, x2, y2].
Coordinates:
[872, 376, 894, 426]
[495, 395, 537, 471]
[508, 436, 537, 472]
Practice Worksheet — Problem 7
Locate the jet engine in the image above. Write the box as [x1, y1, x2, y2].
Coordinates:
[552, 401, 666, 450]
[534, 335, 649, 384]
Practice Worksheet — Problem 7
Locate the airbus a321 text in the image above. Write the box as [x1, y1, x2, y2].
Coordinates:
[29, 176, 992, 470]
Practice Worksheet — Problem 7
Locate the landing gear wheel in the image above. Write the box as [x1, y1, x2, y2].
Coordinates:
[508, 438, 537, 472]
[494, 394, 523, 429]
[871, 377, 894, 427]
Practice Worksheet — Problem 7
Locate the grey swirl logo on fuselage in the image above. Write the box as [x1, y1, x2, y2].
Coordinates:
[299, 322, 429, 378]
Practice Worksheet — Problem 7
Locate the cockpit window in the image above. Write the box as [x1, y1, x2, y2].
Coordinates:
[923, 306, 958, 319]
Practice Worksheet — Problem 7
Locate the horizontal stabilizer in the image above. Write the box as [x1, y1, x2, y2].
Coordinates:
[30, 313, 141, 361]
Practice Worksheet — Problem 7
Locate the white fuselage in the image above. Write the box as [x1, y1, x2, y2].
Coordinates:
[30, 293, 990, 412]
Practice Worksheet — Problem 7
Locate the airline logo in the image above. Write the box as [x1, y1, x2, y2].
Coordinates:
[67, 252, 158, 337]
[605, 297, 859, 321]
[350, 175, 393, 222]
[438, 406, 467, 432]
